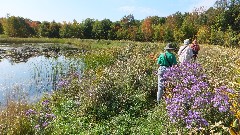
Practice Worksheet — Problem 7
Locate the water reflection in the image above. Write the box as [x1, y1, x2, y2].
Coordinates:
[0, 43, 84, 104]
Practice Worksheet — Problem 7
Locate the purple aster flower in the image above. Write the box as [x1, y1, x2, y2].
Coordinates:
[57, 79, 69, 88]
[45, 113, 56, 119]
[42, 121, 48, 127]
[163, 61, 233, 129]
[42, 100, 50, 106]
[35, 124, 40, 129]
[26, 109, 37, 116]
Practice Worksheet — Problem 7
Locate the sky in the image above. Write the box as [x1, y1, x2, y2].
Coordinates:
[0, 0, 217, 23]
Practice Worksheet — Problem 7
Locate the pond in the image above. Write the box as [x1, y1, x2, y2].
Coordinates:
[0, 43, 84, 105]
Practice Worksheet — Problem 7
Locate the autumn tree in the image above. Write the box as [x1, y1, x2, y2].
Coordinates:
[1, 16, 34, 37]
[116, 14, 136, 40]
[164, 12, 185, 42]
[165, 12, 185, 30]
[141, 17, 154, 41]
[26, 20, 41, 37]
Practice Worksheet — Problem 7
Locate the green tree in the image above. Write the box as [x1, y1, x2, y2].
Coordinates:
[0, 22, 3, 34]
[59, 22, 72, 38]
[38, 21, 51, 37]
[150, 16, 166, 26]
[163, 12, 185, 42]
[223, 26, 239, 47]
[92, 20, 102, 40]
[152, 24, 162, 42]
[72, 20, 84, 38]
[209, 26, 225, 45]
[101, 19, 112, 39]
[197, 25, 211, 44]
[82, 18, 94, 39]
[222, 0, 240, 33]
[180, 14, 198, 40]
[48, 21, 60, 38]
[60, 20, 83, 38]
[162, 25, 174, 42]
[108, 22, 119, 40]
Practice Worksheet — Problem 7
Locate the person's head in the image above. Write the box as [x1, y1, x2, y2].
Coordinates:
[184, 39, 190, 45]
[164, 43, 175, 52]
[192, 39, 197, 44]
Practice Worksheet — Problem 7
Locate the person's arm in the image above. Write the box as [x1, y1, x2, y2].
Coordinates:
[197, 44, 200, 51]
[157, 54, 162, 65]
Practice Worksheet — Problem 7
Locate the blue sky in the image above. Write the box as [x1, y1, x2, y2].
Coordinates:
[0, 0, 216, 22]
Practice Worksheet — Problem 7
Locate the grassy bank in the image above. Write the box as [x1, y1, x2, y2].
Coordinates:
[0, 37, 132, 49]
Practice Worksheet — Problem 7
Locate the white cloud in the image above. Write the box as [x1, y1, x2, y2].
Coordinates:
[118, 6, 160, 15]
[188, 0, 216, 12]
[138, 7, 159, 14]
[119, 6, 135, 13]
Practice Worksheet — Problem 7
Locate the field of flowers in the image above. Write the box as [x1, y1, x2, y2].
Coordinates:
[0, 40, 239, 134]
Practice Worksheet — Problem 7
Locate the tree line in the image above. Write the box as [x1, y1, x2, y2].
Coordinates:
[0, 0, 239, 47]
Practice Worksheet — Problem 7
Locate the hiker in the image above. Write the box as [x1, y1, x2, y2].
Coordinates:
[157, 43, 177, 102]
[190, 39, 200, 61]
[178, 39, 194, 63]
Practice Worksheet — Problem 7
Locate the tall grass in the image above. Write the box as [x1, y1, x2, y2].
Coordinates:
[0, 87, 33, 135]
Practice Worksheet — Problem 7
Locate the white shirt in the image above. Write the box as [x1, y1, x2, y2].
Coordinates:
[178, 45, 193, 63]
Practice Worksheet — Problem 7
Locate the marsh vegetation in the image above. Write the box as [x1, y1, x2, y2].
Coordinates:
[0, 39, 239, 134]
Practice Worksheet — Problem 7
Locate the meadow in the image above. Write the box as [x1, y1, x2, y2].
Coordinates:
[0, 39, 239, 134]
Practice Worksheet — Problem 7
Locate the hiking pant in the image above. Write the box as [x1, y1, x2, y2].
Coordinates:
[157, 66, 167, 102]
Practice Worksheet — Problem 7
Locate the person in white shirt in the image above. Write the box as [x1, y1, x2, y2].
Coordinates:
[178, 39, 194, 63]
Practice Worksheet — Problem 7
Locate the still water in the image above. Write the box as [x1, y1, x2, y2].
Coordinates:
[0, 43, 84, 104]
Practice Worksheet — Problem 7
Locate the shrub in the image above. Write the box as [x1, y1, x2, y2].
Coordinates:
[163, 62, 234, 133]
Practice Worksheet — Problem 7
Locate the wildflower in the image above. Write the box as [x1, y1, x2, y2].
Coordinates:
[45, 113, 56, 119]
[26, 109, 37, 116]
[212, 86, 234, 112]
[35, 124, 40, 129]
[42, 121, 48, 127]
[42, 100, 50, 106]
[185, 111, 208, 129]
[163, 61, 233, 129]
[57, 79, 69, 88]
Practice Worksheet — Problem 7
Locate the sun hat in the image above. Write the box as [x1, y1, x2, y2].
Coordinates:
[164, 43, 175, 50]
[184, 39, 190, 45]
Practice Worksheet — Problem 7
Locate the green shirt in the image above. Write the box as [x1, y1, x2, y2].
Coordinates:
[157, 51, 177, 67]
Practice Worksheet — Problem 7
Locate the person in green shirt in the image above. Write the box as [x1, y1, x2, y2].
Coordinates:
[157, 43, 177, 102]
